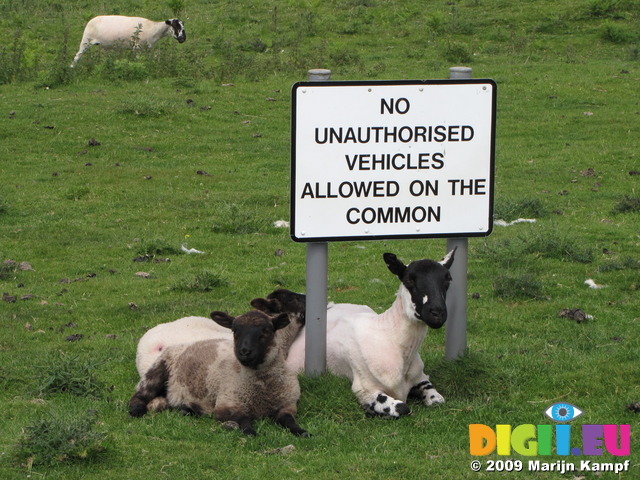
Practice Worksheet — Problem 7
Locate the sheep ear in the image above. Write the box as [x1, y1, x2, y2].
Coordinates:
[165, 20, 171, 25]
[250, 297, 281, 314]
[272, 313, 290, 331]
[210, 311, 235, 329]
[383, 253, 406, 279]
[439, 247, 457, 269]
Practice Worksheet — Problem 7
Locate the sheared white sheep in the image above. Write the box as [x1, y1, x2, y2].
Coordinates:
[283, 250, 456, 418]
[129, 309, 309, 436]
[71, 16, 186, 67]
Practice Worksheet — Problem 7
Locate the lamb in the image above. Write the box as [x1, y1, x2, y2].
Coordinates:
[135, 316, 226, 377]
[129, 308, 309, 436]
[282, 249, 456, 418]
[71, 15, 186, 67]
[134, 289, 306, 378]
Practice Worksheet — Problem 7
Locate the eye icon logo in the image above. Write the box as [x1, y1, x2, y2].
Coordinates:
[544, 403, 583, 422]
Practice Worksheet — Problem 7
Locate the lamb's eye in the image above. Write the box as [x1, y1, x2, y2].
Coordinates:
[544, 403, 583, 422]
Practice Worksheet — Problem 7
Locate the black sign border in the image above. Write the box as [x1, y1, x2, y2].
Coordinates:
[290, 79, 497, 243]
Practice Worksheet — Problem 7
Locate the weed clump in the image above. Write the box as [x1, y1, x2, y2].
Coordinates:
[442, 41, 473, 63]
[0, 30, 27, 85]
[167, 0, 186, 17]
[587, 0, 621, 17]
[612, 195, 640, 214]
[494, 198, 546, 222]
[64, 187, 91, 201]
[211, 202, 271, 234]
[41, 26, 73, 88]
[135, 239, 183, 257]
[601, 22, 635, 44]
[36, 352, 106, 399]
[104, 58, 148, 81]
[493, 273, 546, 300]
[521, 230, 594, 263]
[0, 260, 16, 280]
[0, 197, 7, 215]
[598, 257, 640, 272]
[478, 229, 594, 265]
[13, 410, 109, 468]
[173, 270, 229, 292]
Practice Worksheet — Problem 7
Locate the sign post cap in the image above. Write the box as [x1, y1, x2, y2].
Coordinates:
[307, 69, 332, 81]
[449, 66, 473, 79]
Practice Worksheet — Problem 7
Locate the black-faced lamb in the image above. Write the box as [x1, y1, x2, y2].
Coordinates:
[282, 250, 456, 418]
[129, 309, 309, 436]
[135, 290, 306, 378]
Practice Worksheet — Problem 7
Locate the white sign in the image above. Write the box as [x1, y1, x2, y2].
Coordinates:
[291, 80, 496, 242]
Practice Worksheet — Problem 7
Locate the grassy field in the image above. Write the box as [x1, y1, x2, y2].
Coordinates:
[1, 0, 639, 478]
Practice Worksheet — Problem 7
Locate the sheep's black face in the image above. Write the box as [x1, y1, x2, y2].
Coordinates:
[402, 259, 452, 329]
[266, 289, 306, 324]
[384, 250, 455, 330]
[232, 313, 277, 369]
[167, 19, 186, 43]
[250, 289, 307, 328]
[208, 310, 290, 369]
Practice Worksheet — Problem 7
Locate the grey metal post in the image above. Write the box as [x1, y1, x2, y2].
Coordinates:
[305, 242, 328, 375]
[304, 68, 331, 376]
[445, 66, 472, 360]
[445, 237, 468, 360]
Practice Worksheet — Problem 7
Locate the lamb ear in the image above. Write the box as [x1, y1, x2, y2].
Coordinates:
[272, 313, 291, 331]
[165, 19, 171, 25]
[250, 297, 281, 314]
[383, 253, 406, 279]
[439, 247, 457, 269]
[210, 311, 235, 329]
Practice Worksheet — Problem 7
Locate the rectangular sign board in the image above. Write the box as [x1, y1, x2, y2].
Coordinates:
[291, 80, 496, 242]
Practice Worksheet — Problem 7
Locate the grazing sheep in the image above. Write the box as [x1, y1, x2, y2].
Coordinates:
[135, 290, 306, 378]
[71, 15, 186, 67]
[283, 250, 456, 418]
[129, 309, 309, 436]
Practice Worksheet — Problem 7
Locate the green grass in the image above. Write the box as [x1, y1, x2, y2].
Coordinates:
[1, 0, 640, 478]
[12, 409, 110, 469]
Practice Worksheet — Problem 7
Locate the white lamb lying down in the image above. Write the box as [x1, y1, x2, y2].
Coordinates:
[283, 250, 456, 418]
[129, 309, 309, 436]
[134, 290, 306, 378]
[135, 316, 225, 377]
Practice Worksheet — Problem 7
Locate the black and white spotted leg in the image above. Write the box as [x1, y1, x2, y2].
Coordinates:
[362, 393, 411, 418]
[409, 377, 445, 406]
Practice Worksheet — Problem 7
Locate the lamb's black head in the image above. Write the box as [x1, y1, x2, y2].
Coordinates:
[383, 248, 456, 329]
[166, 19, 186, 43]
[250, 289, 307, 326]
[210, 310, 289, 368]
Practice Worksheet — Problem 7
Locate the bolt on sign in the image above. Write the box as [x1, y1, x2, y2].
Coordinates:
[290, 80, 497, 242]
